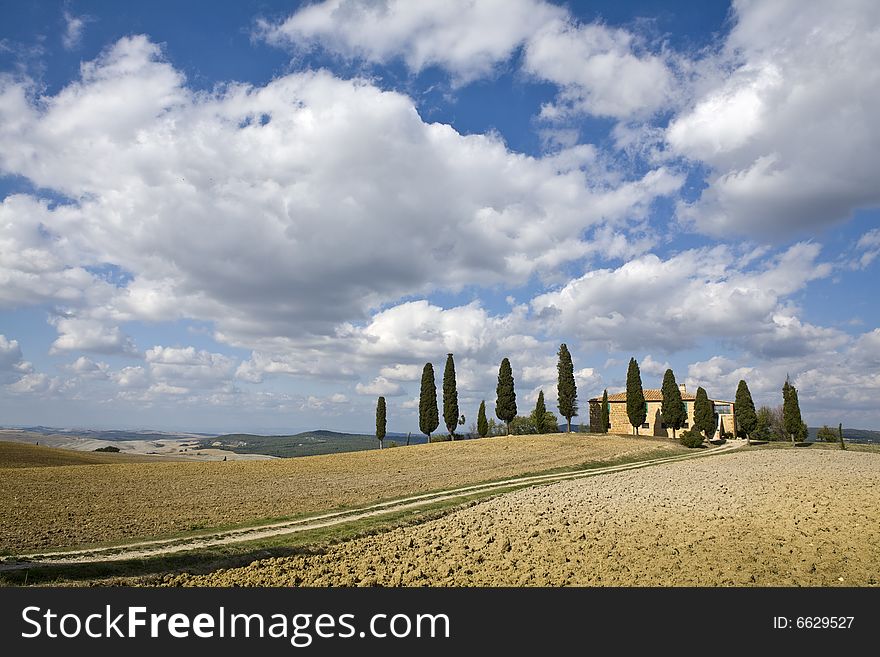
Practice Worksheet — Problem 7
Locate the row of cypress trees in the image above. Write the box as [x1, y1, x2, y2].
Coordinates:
[376, 353, 805, 445]
[376, 344, 580, 443]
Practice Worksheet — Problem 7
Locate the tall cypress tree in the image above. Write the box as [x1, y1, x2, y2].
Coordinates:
[557, 343, 578, 432]
[626, 357, 646, 435]
[734, 379, 757, 445]
[694, 386, 715, 440]
[782, 376, 804, 444]
[600, 389, 610, 433]
[477, 400, 489, 438]
[442, 353, 459, 440]
[495, 357, 517, 435]
[419, 363, 439, 440]
[534, 390, 547, 434]
[375, 396, 386, 449]
[660, 369, 686, 439]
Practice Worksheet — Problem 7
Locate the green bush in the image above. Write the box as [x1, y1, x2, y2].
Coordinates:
[679, 429, 704, 448]
[429, 435, 452, 443]
[386, 441, 398, 448]
[93, 445, 121, 453]
[817, 425, 837, 443]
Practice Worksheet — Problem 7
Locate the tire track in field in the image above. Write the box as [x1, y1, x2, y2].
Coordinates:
[1, 441, 744, 570]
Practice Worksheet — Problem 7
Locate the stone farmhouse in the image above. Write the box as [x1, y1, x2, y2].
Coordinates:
[588, 384, 735, 437]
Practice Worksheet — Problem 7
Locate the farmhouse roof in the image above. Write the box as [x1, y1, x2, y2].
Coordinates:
[591, 389, 697, 402]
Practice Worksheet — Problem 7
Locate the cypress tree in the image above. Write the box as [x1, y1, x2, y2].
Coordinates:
[419, 363, 439, 440]
[660, 369, 686, 439]
[557, 343, 578, 432]
[534, 390, 547, 434]
[477, 400, 489, 438]
[375, 396, 386, 449]
[734, 379, 757, 445]
[600, 389, 610, 433]
[626, 357, 646, 435]
[719, 416, 726, 439]
[495, 357, 517, 435]
[442, 353, 459, 440]
[839, 422, 846, 450]
[694, 386, 715, 440]
[782, 376, 804, 444]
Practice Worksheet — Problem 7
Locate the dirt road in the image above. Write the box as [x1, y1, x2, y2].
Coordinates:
[1, 441, 740, 570]
[164, 447, 879, 587]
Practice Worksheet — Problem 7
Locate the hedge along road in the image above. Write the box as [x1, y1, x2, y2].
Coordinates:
[2, 440, 744, 570]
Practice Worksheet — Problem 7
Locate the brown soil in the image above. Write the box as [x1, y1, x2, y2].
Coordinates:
[163, 449, 880, 587]
[0, 441, 172, 469]
[0, 433, 680, 554]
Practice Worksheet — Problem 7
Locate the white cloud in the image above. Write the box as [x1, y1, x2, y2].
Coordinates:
[49, 316, 137, 355]
[378, 363, 422, 381]
[0, 35, 680, 355]
[0, 334, 34, 384]
[65, 356, 110, 379]
[852, 229, 880, 269]
[687, 330, 880, 427]
[62, 10, 89, 50]
[148, 382, 189, 396]
[530, 242, 834, 355]
[145, 346, 236, 386]
[355, 375, 404, 396]
[639, 354, 671, 377]
[257, 0, 564, 84]
[6, 372, 57, 395]
[111, 365, 148, 388]
[669, 0, 880, 237]
[260, 1, 672, 119]
[523, 18, 672, 119]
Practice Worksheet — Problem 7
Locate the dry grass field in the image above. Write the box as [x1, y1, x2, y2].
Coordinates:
[0, 433, 685, 555]
[165, 448, 880, 587]
[0, 441, 169, 469]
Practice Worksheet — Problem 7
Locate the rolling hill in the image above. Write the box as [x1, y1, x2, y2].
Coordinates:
[202, 429, 429, 458]
[0, 441, 170, 469]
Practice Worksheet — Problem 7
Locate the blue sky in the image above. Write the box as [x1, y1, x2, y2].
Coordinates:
[1, 0, 879, 433]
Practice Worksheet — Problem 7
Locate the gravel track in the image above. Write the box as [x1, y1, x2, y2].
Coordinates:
[1, 433, 685, 554]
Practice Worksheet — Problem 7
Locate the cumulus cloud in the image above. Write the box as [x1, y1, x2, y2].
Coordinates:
[669, 0, 880, 237]
[257, 0, 564, 83]
[64, 356, 110, 379]
[260, 0, 673, 118]
[378, 363, 423, 381]
[687, 329, 880, 427]
[0, 334, 34, 384]
[145, 346, 236, 387]
[638, 354, 671, 377]
[354, 376, 404, 396]
[0, 35, 680, 356]
[530, 242, 834, 355]
[6, 372, 58, 395]
[111, 365, 148, 388]
[523, 18, 672, 119]
[49, 316, 137, 355]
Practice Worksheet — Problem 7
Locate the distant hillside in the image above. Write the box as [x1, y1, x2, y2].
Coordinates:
[204, 430, 428, 458]
[808, 427, 880, 444]
[10, 426, 214, 441]
[0, 441, 168, 469]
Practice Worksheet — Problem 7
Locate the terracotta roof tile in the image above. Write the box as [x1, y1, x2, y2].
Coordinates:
[591, 389, 697, 402]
